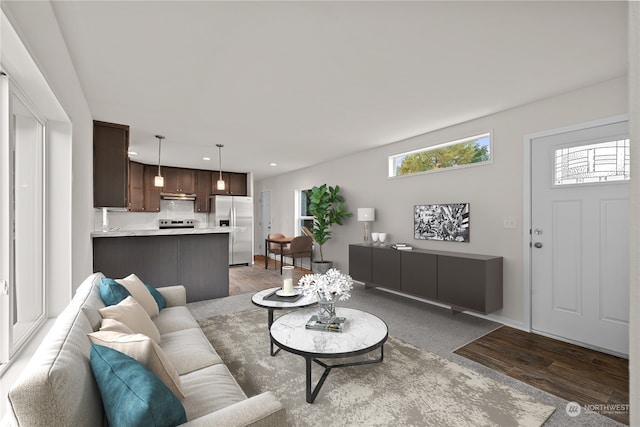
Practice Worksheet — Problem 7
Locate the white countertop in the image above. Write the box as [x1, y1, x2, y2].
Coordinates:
[91, 226, 237, 238]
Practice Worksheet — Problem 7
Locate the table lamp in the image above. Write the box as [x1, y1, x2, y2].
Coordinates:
[357, 208, 375, 244]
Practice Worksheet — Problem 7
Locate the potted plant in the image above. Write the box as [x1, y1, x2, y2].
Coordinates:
[307, 184, 352, 274]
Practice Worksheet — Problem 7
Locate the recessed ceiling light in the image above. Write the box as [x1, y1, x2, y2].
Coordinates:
[269, 162, 277, 166]
[203, 157, 211, 161]
[128, 151, 138, 156]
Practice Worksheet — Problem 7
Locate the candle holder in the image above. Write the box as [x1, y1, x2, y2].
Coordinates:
[282, 266, 295, 295]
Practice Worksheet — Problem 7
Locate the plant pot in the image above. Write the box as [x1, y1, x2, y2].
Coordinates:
[311, 261, 333, 274]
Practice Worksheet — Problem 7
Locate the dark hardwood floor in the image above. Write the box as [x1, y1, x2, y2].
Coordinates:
[455, 326, 629, 425]
[232, 258, 630, 425]
[229, 256, 311, 296]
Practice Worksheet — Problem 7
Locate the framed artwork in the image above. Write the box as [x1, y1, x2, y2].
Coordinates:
[414, 203, 470, 242]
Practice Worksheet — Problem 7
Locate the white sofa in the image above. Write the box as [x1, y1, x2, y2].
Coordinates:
[3, 273, 285, 426]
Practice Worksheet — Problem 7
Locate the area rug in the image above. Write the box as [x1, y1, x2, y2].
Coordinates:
[198, 309, 556, 427]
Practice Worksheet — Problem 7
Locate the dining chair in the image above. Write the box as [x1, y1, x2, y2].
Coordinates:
[282, 235, 313, 268]
[267, 233, 288, 270]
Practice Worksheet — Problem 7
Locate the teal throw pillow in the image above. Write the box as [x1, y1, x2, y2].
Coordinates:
[145, 284, 167, 311]
[90, 344, 187, 427]
[99, 278, 131, 306]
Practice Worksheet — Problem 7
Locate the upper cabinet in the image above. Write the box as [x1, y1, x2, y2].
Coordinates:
[211, 171, 247, 196]
[93, 121, 129, 208]
[143, 164, 161, 212]
[128, 161, 145, 212]
[195, 170, 212, 212]
[162, 167, 196, 194]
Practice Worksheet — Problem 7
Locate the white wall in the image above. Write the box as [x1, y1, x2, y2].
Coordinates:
[628, 2, 639, 425]
[255, 76, 628, 326]
[0, 0, 94, 414]
[2, 1, 94, 294]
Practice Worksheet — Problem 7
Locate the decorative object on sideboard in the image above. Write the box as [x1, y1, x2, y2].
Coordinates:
[154, 135, 165, 187]
[216, 144, 225, 191]
[307, 184, 352, 274]
[371, 232, 379, 244]
[378, 232, 387, 244]
[414, 203, 470, 242]
[357, 207, 375, 244]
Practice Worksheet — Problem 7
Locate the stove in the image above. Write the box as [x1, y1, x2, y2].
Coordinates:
[158, 219, 196, 229]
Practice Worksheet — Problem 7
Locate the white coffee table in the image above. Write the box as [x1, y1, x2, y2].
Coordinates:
[252, 287, 317, 356]
[270, 307, 388, 403]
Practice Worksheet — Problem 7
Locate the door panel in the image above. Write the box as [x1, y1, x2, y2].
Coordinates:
[531, 120, 629, 355]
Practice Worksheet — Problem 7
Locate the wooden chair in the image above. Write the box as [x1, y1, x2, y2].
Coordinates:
[282, 235, 313, 268]
[267, 233, 288, 270]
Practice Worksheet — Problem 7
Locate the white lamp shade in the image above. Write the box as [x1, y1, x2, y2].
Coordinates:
[216, 179, 225, 190]
[357, 208, 375, 221]
[154, 175, 164, 187]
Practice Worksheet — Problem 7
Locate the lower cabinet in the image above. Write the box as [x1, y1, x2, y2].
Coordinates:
[349, 244, 503, 314]
[93, 233, 230, 302]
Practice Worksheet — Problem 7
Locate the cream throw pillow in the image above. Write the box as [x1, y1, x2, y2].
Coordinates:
[99, 296, 161, 344]
[99, 318, 134, 334]
[115, 274, 160, 318]
[88, 330, 185, 399]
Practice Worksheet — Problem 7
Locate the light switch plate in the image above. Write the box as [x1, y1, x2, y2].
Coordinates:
[503, 216, 517, 229]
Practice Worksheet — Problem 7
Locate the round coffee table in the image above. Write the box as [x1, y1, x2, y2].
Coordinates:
[270, 307, 388, 403]
[252, 287, 317, 356]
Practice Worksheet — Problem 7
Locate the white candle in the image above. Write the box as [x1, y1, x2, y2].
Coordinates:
[283, 278, 294, 295]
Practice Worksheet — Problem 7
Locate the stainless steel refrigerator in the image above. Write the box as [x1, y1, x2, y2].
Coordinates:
[209, 196, 253, 265]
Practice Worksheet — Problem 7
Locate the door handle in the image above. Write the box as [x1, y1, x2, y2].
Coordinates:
[534, 242, 543, 248]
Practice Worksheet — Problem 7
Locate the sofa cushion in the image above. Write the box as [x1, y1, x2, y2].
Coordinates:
[153, 306, 199, 335]
[146, 283, 167, 310]
[99, 277, 131, 306]
[90, 344, 187, 427]
[160, 328, 223, 375]
[116, 273, 160, 318]
[7, 273, 106, 427]
[99, 296, 161, 344]
[89, 330, 185, 399]
[179, 363, 247, 421]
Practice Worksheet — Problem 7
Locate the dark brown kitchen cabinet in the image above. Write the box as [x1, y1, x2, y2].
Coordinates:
[143, 165, 161, 212]
[128, 161, 145, 211]
[163, 167, 196, 193]
[349, 244, 503, 315]
[195, 170, 212, 212]
[93, 121, 129, 208]
[211, 171, 247, 196]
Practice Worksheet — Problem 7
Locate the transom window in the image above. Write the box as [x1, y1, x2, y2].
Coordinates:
[389, 132, 491, 178]
[554, 139, 630, 186]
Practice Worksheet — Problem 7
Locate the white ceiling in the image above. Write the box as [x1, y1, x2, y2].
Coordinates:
[50, 1, 628, 180]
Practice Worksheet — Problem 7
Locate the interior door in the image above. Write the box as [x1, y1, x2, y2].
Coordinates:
[259, 190, 272, 255]
[531, 120, 629, 356]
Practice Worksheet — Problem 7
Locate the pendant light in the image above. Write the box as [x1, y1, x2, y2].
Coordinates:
[154, 135, 165, 187]
[216, 144, 225, 191]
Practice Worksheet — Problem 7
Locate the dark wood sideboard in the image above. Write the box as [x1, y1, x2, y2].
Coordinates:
[349, 244, 503, 314]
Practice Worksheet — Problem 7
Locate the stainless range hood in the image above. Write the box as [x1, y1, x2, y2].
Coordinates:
[160, 192, 196, 201]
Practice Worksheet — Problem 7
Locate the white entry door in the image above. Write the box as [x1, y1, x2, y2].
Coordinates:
[259, 190, 272, 254]
[531, 119, 629, 356]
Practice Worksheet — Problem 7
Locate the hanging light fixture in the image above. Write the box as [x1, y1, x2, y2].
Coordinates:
[154, 135, 165, 187]
[216, 144, 225, 191]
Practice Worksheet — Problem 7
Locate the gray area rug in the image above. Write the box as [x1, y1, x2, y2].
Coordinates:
[199, 308, 556, 427]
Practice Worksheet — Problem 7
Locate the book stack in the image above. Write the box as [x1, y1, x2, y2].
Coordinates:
[391, 243, 413, 250]
[305, 315, 346, 332]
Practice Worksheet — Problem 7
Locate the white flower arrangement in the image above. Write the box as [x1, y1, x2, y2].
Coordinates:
[298, 268, 354, 301]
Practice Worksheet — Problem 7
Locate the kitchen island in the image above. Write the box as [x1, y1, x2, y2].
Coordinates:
[92, 227, 231, 302]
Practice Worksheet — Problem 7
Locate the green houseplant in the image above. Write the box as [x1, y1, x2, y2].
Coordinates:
[307, 184, 352, 273]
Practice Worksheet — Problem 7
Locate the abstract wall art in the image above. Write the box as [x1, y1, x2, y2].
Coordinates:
[414, 203, 470, 242]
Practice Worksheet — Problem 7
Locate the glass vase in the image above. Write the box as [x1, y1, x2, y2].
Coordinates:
[317, 294, 337, 324]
